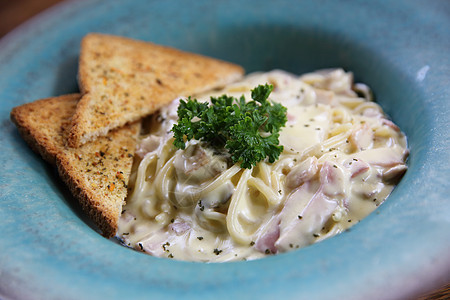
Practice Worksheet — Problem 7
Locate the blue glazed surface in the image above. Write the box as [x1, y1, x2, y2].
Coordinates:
[0, 0, 449, 299]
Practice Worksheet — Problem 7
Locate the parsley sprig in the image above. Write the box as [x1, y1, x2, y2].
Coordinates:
[171, 84, 287, 169]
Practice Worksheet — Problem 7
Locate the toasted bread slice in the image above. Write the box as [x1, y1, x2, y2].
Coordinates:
[69, 33, 244, 147]
[11, 94, 140, 237]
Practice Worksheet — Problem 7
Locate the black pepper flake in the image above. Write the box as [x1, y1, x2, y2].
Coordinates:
[127, 153, 133, 158]
[348, 220, 352, 223]
[170, 218, 175, 223]
[168, 254, 174, 258]
[250, 241, 255, 246]
[138, 243, 144, 251]
[156, 78, 163, 85]
[265, 249, 271, 254]
[123, 232, 129, 235]
[313, 233, 320, 238]
[289, 243, 293, 248]
[333, 165, 338, 168]
[162, 242, 170, 252]
[298, 215, 303, 219]
[99, 151, 105, 157]
[304, 124, 310, 127]
[213, 248, 222, 255]
[197, 237, 204, 240]
[121, 209, 126, 214]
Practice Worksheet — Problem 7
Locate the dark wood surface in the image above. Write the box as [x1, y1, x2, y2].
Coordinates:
[0, 0, 64, 38]
[0, 1, 448, 299]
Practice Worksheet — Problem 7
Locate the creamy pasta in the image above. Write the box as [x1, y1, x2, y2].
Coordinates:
[118, 69, 408, 262]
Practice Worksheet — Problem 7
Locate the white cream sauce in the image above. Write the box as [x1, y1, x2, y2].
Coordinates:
[118, 69, 408, 262]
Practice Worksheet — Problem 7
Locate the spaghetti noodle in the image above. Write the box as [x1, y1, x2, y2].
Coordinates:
[118, 69, 408, 262]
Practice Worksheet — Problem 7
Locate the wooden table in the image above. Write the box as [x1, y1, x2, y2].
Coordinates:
[0, 0, 64, 38]
[0, 1, 448, 299]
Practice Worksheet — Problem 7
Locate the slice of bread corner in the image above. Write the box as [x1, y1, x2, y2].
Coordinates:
[69, 33, 245, 147]
[10, 94, 140, 238]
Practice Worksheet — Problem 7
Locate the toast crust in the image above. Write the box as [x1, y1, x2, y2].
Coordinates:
[11, 94, 140, 237]
[69, 33, 244, 147]
[11, 94, 79, 164]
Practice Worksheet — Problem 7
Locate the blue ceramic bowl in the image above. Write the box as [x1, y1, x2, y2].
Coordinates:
[0, 1, 449, 299]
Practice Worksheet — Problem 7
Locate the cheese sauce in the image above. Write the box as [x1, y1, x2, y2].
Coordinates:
[118, 69, 408, 262]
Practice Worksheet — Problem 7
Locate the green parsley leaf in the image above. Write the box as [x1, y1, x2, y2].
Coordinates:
[171, 84, 287, 169]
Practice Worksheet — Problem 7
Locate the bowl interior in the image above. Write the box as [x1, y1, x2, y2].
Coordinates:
[44, 22, 425, 245]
